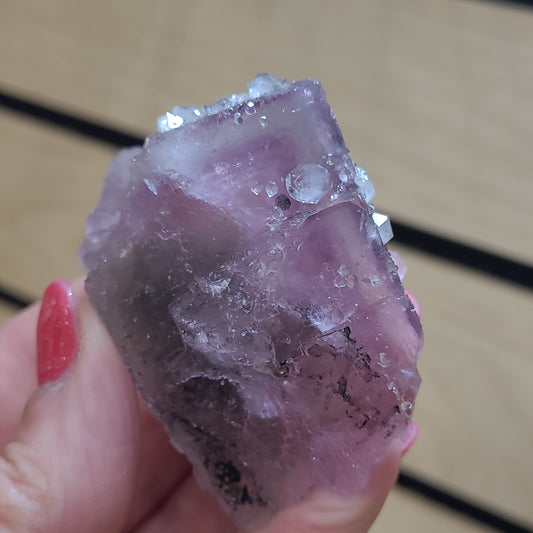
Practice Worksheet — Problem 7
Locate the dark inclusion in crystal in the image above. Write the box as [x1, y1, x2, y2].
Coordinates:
[80, 74, 423, 530]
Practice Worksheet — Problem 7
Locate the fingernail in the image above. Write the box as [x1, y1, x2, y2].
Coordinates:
[400, 421, 418, 457]
[405, 290, 421, 318]
[37, 280, 79, 385]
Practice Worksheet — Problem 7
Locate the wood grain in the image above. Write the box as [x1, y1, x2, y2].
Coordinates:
[2, 0, 533, 263]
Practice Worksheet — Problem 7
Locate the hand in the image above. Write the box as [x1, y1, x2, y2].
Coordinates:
[0, 280, 415, 533]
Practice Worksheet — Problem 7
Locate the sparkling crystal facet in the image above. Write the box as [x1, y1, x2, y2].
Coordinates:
[80, 75, 422, 530]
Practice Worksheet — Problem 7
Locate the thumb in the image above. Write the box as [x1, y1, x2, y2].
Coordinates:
[254, 440, 403, 533]
[0, 280, 140, 533]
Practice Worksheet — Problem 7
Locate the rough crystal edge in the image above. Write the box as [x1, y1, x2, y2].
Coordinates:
[157, 73, 291, 133]
[157, 74, 377, 209]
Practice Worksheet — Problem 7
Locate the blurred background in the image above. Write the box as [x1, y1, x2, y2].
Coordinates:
[1, 1, 532, 531]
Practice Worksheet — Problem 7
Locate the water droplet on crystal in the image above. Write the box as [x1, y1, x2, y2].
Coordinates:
[265, 181, 278, 198]
[251, 182, 262, 196]
[285, 164, 332, 204]
[245, 100, 257, 115]
[234, 112, 243, 124]
[259, 115, 268, 128]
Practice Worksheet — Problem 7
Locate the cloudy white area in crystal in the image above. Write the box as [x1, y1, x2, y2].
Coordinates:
[81, 74, 422, 530]
[157, 74, 290, 132]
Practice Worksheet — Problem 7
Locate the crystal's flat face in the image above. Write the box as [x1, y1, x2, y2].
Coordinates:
[80, 75, 422, 529]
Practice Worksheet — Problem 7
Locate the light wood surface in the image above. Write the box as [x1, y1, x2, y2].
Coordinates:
[0, 112, 113, 297]
[374, 487, 491, 533]
[1, 0, 533, 531]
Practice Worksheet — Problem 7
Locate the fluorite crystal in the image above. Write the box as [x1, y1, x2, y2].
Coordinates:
[80, 74, 422, 530]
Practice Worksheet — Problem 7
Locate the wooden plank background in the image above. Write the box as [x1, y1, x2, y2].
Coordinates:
[1, 0, 532, 531]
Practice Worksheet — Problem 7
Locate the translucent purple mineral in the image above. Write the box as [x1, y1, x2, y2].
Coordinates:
[80, 74, 422, 529]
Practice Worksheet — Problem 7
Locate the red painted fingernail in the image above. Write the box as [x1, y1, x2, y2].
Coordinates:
[400, 421, 419, 457]
[37, 280, 79, 385]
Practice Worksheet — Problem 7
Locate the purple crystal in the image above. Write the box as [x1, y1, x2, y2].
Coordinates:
[80, 75, 422, 529]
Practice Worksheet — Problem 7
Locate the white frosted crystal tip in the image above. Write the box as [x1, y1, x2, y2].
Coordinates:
[247, 73, 290, 98]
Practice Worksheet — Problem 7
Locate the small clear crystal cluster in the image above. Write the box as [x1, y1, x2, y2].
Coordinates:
[81, 74, 422, 530]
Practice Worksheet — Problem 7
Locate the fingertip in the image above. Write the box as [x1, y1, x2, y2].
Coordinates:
[400, 421, 418, 457]
[404, 290, 421, 318]
[0, 278, 141, 533]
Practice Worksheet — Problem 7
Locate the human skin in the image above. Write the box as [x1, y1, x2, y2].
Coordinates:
[0, 279, 409, 533]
